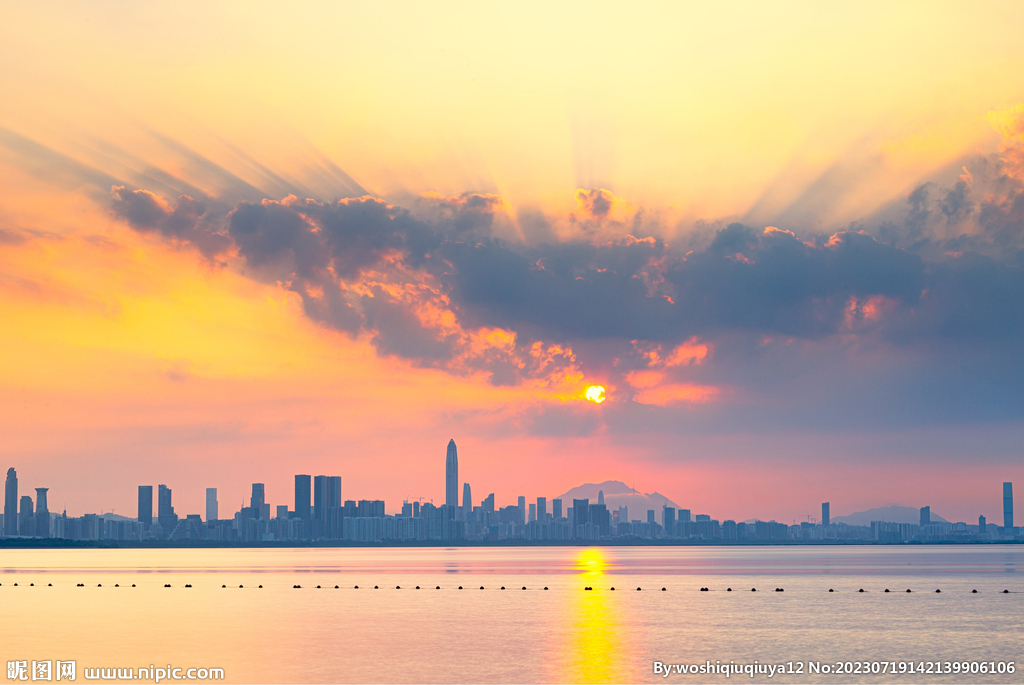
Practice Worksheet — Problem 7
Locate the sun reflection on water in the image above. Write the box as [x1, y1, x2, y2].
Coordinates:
[560, 548, 635, 683]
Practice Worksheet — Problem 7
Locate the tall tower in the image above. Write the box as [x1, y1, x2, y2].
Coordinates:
[1003, 481, 1011, 528]
[34, 488, 49, 538]
[138, 486, 153, 528]
[294, 475, 311, 520]
[251, 483, 265, 515]
[445, 439, 458, 508]
[462, 482, 472, 511]
[4, 468, 17, 536]
[206, 488, 218, 522]
[821, 502, 830, 526]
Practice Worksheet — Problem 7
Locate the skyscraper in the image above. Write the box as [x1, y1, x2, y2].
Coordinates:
[294, 475, 311, 520]
[251, 483, 266, 517]
[482, 493, 494, 513]
[34, 488, 49, 538]
[158, 484, 177, 532]
[206, 488, 218, 522]
[822, 502, 830, 526]
[598, 490, 605, 505]
[920, 506, 930, 527]
[19, 494, 33, 536]
[517, 496, 526, 526]
[4, 468, 17, 536]
[529, 503, 536, 522]
[552, 499, 562, 519]
[138, 486, 153, 529]
[328, 477, 342, 509]
[1003, 481, 1011, 528]
[537, 497, 547, 520]
[663, 506, 676, 536]
[445, 439, 458, 508]
[462, 482, 472, 519]
[573, 499, 590, 526]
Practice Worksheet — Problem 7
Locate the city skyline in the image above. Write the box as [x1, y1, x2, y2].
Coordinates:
[1, 441, 1018, 544]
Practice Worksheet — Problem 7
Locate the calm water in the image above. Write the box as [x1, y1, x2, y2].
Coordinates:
[0, 546, 1022, 683]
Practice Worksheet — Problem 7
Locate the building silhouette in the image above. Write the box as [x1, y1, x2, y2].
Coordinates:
[35, 488, 49, 538]
[19, 494, 33, 535]
[1004, 482, 1014, 531]
[294, 475, 311, 521]
[206, 488, 218, 522]
[4, 468, 17, 536]
[446, 439, 458, 508]
[138, 486, 153, 529]
[537, 497, 547, 520]
[822, 502, 830, 526]
[251, 483, 265, 518]
[920, 506, 930, 527]
[462, 482, 472, 519]
[158, 484, 177, 533]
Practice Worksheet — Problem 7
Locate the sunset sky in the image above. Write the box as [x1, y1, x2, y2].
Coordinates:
[1, 2, 1023, 523]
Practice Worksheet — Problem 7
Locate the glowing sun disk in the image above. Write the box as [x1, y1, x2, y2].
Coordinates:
[585, 385, 606, 403]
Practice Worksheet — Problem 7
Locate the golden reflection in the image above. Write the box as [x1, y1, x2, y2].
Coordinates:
[560, 548, 632, 683]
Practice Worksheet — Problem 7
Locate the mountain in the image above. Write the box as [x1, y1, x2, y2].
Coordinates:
[832, 505, 949, 527]
[552, 481, 681, 523]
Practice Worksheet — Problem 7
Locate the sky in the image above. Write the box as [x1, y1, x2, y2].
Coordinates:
[1, 2, 1023, 523]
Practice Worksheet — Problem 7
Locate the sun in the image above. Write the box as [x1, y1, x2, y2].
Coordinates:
[585, 385, 606, 403]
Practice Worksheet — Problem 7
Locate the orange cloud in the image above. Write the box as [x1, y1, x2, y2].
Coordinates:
[625, 370, 664, 389]
[664, 337, 710, 367]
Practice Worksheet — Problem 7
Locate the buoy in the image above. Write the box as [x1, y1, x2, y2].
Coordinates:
[480, 586, 484, 590]
[48, 583, 52, 587]
[858, 589, 865, 593]
[374, 586, 379, 589]
[184, 584, 191, 588]
[239, 585, 243, 588]
[163, 584, 169, 588]
[415, 586, 420, 589]
[260, 585, 264, 588]
[115, 584, 119, 587]
[293, 585, 300, 589]
[30, 583, 34, 587]
[316, 585, 321, 589]
[751, 588, 756, 592]
[637, 587, 642, 591]
[13, 583, 17, 587]
[436, 586, 441, 589]
[132, 584, 136, 587]
[544, 587, 548, 590]
[500, 586, 505, 590]
[354, 585, 359, 589]
[906, 589, 911, 593]
[610, 587, 615, 591]
[458, 586, 463, 589]
[222, 585, 227, 588]
[396, 586, 401, 589]
[1003, 589, 1010, 593]
[828, 589, 834, 592]
[661, 587, 666, 591]
[776, 588, 783, 592]
[884, 589, 890, 593]
[972, 589, 978, 593]
[333, 585, 337, 589]
[935, 589, 941, 593]
[522, 586, 526, 590]
[727, 588, 732, 592]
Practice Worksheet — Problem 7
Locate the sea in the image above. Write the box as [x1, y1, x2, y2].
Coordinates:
[0, 545, 1021, 684]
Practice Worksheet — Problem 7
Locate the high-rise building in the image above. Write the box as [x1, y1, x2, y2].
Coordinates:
[34, 488, 49, 538]
[445, 439, 458, 508]
[206, 488, 218, 522]
[573, 499, 590, 526]
[663, 506, 676, 536]
[1003, 481, 1011, 528]
[920, 506, 930, 527]
[276, 505, 288, 519]
[552, 499, 562, 519]
[138, 486, 153, 529]
[979, 515, 986, 534]
[328, 477, 342, 509]
[529, 503, 536, 522]
[678, 509, 691, 523]
[822, 502, 830, 526]
[537, 497, 547, 520]
[517, 496, 526, 526]
[19, 495, 33, 535]
[158, 484, 177, 532]
[251, 483, 266, 517]
[294, 475, 311, 520]
[5, 468, 18, 536]
[482, 493, 495, 513]
[313, 476, 326, 521]
[462, 483, 472, 512]
[647, 509, 655, 525]
[597, 490, 605, 505]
